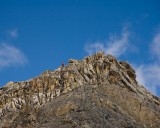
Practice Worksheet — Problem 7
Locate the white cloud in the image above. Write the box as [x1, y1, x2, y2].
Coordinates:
[151, 32, 160, 60]
[85, 42, 105, 55]
[105, 30, 129, 57]
[85, 28, 130, 57]
[0, 43, 28, 68]
[8, 28, 18, 39]
[135, 64, 160, 95]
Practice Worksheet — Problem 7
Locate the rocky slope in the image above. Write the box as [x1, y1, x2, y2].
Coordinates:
[0, 52, 160, 128]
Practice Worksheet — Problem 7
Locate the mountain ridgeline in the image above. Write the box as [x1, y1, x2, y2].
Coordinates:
[0, 52, 160, 128]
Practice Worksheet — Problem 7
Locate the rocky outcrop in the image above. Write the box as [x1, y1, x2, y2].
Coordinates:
[0, 51, 160, 128]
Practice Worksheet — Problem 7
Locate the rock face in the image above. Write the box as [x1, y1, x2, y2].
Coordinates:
[0, 52, 160, 128]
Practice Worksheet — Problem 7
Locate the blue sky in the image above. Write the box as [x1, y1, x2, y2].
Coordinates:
[0, 0, 160, 96]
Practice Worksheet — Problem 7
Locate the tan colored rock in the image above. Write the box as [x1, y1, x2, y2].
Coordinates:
[68, 59, 78, 64]
[55, 102, 77, 116]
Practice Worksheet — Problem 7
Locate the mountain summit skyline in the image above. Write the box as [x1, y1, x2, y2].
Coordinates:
[0, 52, 160, 127]
[0, 0, 160, 96]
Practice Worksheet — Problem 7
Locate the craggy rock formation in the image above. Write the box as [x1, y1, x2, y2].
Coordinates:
[0, 52, 160, 128]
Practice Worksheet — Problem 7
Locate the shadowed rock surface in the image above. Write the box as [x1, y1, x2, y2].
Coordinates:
[0, 52, 160, 128]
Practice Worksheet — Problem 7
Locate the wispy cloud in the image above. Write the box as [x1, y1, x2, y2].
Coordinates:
[135, 64, 160, 95]
[8, 28, 18, 39]
[136, 13, 149, 24]
[85, 27, 130, 57]
[151, 32, 160, 60]
[135, 32, 160, 95]
[0, 43, 28, 68]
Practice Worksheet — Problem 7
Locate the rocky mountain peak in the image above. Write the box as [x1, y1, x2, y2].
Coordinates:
[0, 51, 160, 128]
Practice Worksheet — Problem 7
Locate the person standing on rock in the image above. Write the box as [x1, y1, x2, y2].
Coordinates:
[61, 61, 65, 71]
[62, 61, 64, 67]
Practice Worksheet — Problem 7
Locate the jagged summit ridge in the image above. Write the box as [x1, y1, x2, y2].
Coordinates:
[0, 52, 160, 128]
